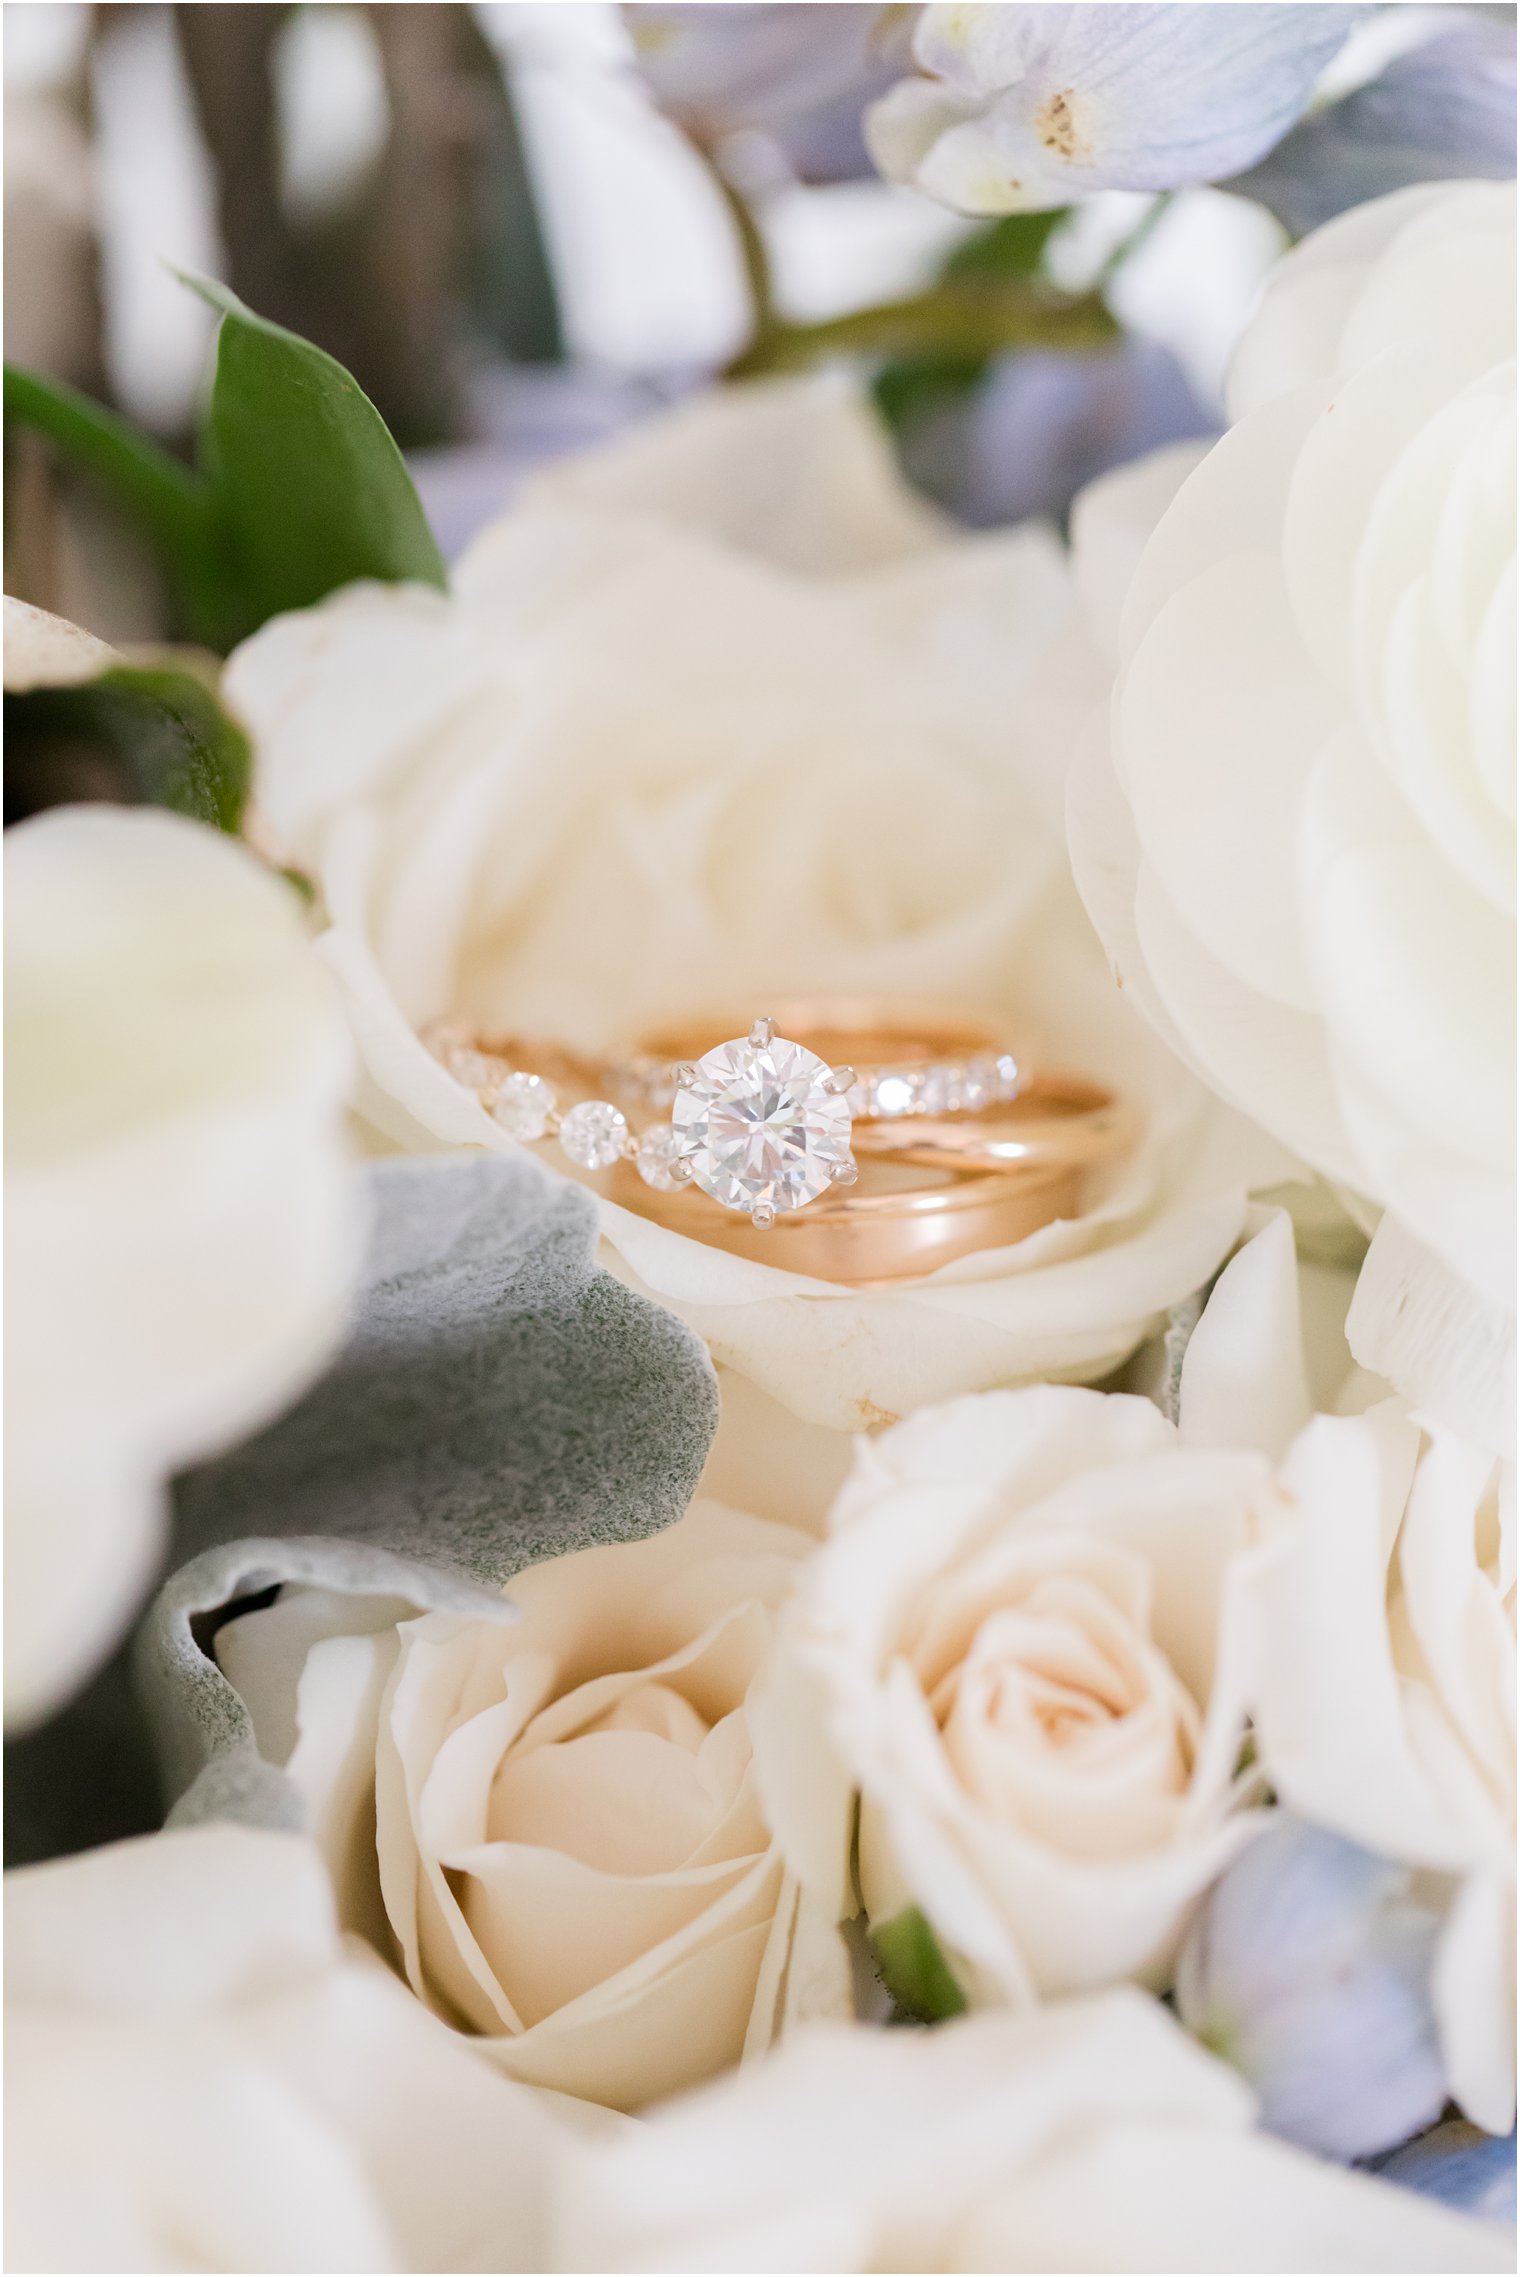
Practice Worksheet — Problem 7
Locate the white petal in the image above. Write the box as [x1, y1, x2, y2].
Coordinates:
[1345, 1213, 1515, 1457]
[1432, 1871, 1517, 2134]
[1179, 1210, 1311, 1459]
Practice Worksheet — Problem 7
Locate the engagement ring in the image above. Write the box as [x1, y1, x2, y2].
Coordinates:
[430, 1002, 1136, 1282]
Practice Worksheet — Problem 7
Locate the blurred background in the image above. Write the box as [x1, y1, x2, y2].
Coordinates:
[3, 1, 1515, 636]
[0, 0, 1324, 638]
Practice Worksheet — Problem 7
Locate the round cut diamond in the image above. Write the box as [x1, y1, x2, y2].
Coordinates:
[870, 1069, 920, 1119]
[558, 1099, 629, 1171]
[492, 1070, 555, 1140]
[446, 1044, 506, 1092]
[635, 1122, 687, 1191]
[673, 1034, 853, 1215]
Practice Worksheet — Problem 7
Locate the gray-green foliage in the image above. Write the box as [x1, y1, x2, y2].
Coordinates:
[141, 1152, 719, 1833]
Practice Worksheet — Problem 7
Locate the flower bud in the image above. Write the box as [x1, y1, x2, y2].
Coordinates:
[1177, 1817, 1447, 2161]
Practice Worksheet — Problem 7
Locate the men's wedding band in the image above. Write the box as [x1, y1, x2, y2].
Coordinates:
[432, 1000, 1137, 1285]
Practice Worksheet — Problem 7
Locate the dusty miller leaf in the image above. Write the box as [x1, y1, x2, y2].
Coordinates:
[139, 1152, 719, 1831]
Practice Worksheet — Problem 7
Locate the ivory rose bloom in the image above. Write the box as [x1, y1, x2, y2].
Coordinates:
[225, 378, 1294, 1500]
[5, 1825, 571, 2273]
[1066, 181, 1517, 1452]
[557, 1988, 1510, 2274]
[214, 1502, 848, 2112]
[1240, 1409, 1517, 2135]
[4, 802, 359, 1728]
[750, 1380, 1279, 2006]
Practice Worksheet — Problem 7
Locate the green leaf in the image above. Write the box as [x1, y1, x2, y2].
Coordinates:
[143, 1154, 720, 1831]
[942, 209, 1070, 280]
[872, 210, 1075, 441]
[3, 665, 251, 834]
[4, 365, 235, 649]
[871, 1905, 969, 2024]
[181, 271, 447, 630]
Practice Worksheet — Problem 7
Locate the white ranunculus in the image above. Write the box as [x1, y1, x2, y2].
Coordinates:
[555, 1986, 1510, 2273]
[225, 377, 1295, 1501]
[1239, 1410, 1516, 2136]
[4, 804, 361, 1729]
[4, 1825, 579, 2273]
[1066, 182, 1516, 1453]
[214, 1501, 850, 2113]
[749, 1377, 1282, 2007]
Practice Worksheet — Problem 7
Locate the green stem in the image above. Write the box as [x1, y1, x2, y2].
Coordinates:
[690, 142, 783, 371]
[1097, 190, 1174, 288]
[729, 278, 1118, 378]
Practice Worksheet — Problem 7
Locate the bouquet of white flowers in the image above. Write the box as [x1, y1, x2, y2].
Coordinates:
[5, 6, 1514, 2270]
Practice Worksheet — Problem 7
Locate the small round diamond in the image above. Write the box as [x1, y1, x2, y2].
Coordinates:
[919, 1064, 963, 1115]
[960, 1056, 996, 1112]
[558, 1099, 629, 1171]
[673, 1033, 853, 1215]
[994, 1052, 1022, 1100]
[492, 1070, 555, 1141]
[446, 1044, 506, 1093]
[870, 1070, 920, 1119]
[635, 1123, 687, 1191]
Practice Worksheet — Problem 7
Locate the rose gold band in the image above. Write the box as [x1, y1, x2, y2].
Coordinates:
[448, 1002, 1135, 1286]
[616, 1016, 1132, 1284]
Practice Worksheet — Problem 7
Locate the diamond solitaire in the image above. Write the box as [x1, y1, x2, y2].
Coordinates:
[670, 1019, 856, 1228]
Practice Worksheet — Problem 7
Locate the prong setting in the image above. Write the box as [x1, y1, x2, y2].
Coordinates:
[750, 1200, 777, 1230]
[673, 1062, 698, 1088]
[825, 1065, 857, 1096]
[748, 1016, 775, 1047]
[828, 1158, 859, 1186]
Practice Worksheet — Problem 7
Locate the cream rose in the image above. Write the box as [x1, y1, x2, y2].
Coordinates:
[4, 799, 360, 1728]
[224, 377, 1295, 1508]
[4, 1824, 576, 2273]
[556, 1988, 1510, 2274]
[1066, 181, 1516, 1453]
[1239, 1408, 1516, 2135]
[750, 1379, 1280, 2007]
[214, 1501, 849, 2113]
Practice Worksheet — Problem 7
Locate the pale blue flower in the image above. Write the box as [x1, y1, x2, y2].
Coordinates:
[867, 3, 1356, 214]
[894, 336, 1216, 527]
[625, 3, 915, 182]
[1176, 1817, 1449, 2163]
[1231, 13, 1517, 233]
[1376, 2119, 1518, 2224]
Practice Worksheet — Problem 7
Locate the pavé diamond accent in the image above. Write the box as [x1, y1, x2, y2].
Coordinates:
[635, 1122, 687, 1191]
[672, 1033, 853, 1215]
[492, 1070, 556, 1140]
[558, 1099, 629, 1170]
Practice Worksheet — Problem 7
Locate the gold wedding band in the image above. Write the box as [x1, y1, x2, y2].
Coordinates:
[434, 1000, 1136, 1285]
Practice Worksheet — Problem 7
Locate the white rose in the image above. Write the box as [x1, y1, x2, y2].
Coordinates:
[4, 1824, 577, 2273]
[1239, 1408, 1516, 2135]
[750, 1377, 1282, 2007]
[214, 1501, 850, 2113]
[556, 1986, 1509, 2273]
[225, 377, 1294, 1508]
[4, 801, 361, 1728]
[1066, 181, 1516, 1453]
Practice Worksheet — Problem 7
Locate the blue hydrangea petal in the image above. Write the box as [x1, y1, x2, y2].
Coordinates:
[872, 4, 1358, 213]
[1229, 17, 1517, 235]
[1177, 1817, 1449, 2163]
[1377, 2119, 1518, 2224]
[628, 2, 912, 182]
